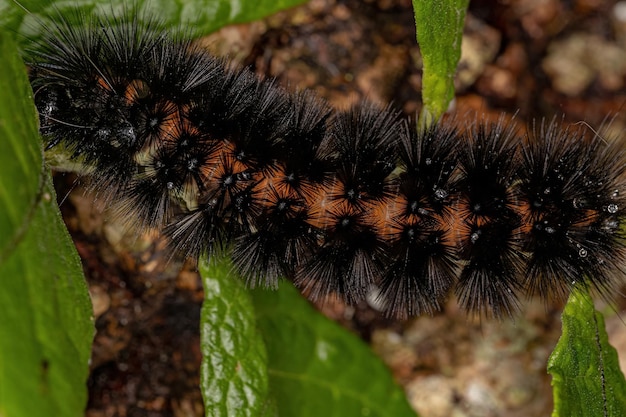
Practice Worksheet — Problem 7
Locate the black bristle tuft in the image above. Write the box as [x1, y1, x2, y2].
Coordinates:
[297, 209, 387, 304]
[232, 187, 319, 288]
[380, 121, 459, 318]
[454, 120, 525, 317]
[328, 103, 401, 205]
[519, 119, 626, 301]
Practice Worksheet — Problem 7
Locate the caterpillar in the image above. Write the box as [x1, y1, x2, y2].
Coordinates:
[24, 6, 626, 320]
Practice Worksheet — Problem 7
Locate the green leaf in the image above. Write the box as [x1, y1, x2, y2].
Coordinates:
[251, 282, 419, 417]
[548, 288, 626, 417]
[0, 29, 41, 264]
[0, 31, 94, 417]
[0, 0, 308, 43]
[199, 258, 417, 417]
[199, 258, 274, 417]
[412, 0, 469, 123]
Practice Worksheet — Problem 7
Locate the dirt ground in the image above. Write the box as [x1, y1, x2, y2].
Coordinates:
[53, 0, 626, 416]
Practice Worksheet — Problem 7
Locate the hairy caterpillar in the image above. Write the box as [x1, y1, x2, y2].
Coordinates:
[24, 6, 626, 321]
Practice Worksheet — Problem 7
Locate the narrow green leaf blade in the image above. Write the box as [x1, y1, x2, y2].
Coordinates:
[251, 282, 419, 417]
[0, 30, 94, 417]
[199, 258, 275, 417]
[548, 288, 626, 417]
[412, 0, 469, 122]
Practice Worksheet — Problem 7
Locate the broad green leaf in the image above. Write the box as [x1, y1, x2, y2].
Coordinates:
[0, 30, 41, 263]
[251, 282, 419, 417]
[0, 0, 308, 43]
[413, 0, 469, 123]
[548, 288, 626, 417]
[0, 30, 94, 417]
[0, 175, 94, 417]
[199, 258, 275, 417]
